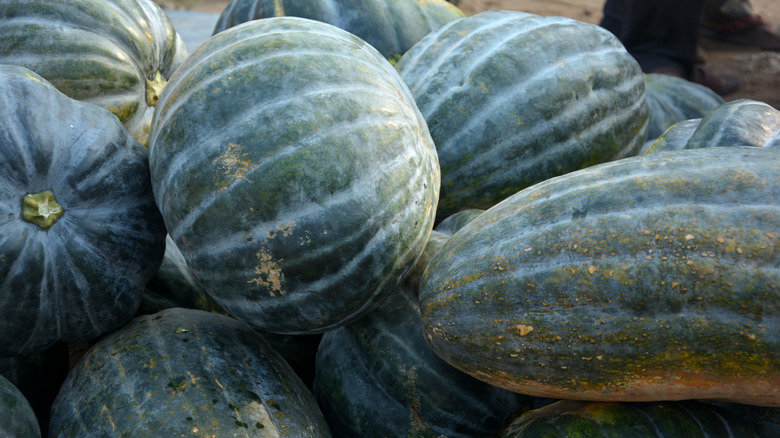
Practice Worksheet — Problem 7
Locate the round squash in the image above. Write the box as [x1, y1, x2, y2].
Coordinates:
[0, 65, 167, 357]
[419, 146, 780, 406]
[49, 308, 331, 437]
[642, 118, 703, 154]
[396, 10, 649, 220]
[643, 73, 724, 142]
[148, 17, 440, 334]
[0, 375, 40, 438]
[0, 0, 188, 145]
[212, 0, 464, 60]
[314, 286, 531, 437]
[645, 99, 780, 153]
[500, 400, 758, 437]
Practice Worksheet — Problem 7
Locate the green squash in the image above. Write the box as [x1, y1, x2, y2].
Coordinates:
[643, 118, 703, 154]
[0, 0, 188, 145]
[212, 0, 464, 60]
[148, 17, 440, 334]
[0, 375, 40, 438]
[500, 400, 758, 437]
[396, 10, 649, 220]
[643, 73, 724, 142]
[419, 147, 780, 406]
[0, 65, 167, 357]
[314, 287, 532, 437]
[49, 308, 331, 437]
[0, 345, 70, 437]
[645, 99, 780, 153]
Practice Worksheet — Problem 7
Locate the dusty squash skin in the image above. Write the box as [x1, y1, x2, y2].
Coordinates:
[396, 10, 649, 220]
[212, 0, 464, 60]
[49, 308, 331, 437]
[500, 400, 758, 437]
[419, 147, 780, 406]
[0, 65, 166, 357]
[0, 375, 40, 438]
[148, 17, 440, 335]
[313, 287, 532, 438]
[645, 99, 780, 153]
[0, 0, 188, 145]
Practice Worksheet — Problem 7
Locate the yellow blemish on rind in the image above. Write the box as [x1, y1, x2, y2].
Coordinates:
[213, 143, 255, 192]
[248, 249, 285, 296]
[266, 222, 295, 239]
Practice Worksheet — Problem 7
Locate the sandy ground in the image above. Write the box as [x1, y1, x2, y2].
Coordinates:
[156, 0, 780, 108]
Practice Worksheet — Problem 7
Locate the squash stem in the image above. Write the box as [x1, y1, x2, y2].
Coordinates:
[22, 190, 64, 229]
[146, 71, 167, 106]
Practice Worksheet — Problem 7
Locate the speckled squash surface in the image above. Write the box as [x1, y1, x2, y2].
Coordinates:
[49, 308, 331, 437]
[0, 375, 40, 438]
[212, 0, 464, 60]
[313, 287, 531, 437]
[148, 17, 440, 334]
[643, 73, 724, 142]
[396, 10, 649, 220]
[500, 400, 758, 437]
[0, 0, 188, 145]
[419, 147, 780, 406]
[646, 99, 780, 153]
[0, 65, 166, 357]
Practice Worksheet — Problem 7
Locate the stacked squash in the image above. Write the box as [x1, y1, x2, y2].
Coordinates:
[0, 1, 778, 437]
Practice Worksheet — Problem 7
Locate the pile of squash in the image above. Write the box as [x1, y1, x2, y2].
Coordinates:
[0, 0, 778, 437]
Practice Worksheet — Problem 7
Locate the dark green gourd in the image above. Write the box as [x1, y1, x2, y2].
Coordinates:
[419, 147, 780, 406]
[0, 0, 188, 145]
[49, 308, 331, 437]
[0, 65, 166, 357]
[396, 10, 649, 220]
[148, 17, 440, 334]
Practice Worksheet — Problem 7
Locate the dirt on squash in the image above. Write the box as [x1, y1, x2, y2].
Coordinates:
[156, 0, 780, 109]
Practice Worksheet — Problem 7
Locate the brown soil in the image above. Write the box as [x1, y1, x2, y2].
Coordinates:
[156, 0, 780, 108]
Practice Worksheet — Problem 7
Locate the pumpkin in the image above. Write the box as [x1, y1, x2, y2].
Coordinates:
[643, 73, 724, 142]
[418, 146, 780, 405]
[0, 345, 70, 437]
[313, 286, 531, 437]
[148, 17, 440, 335]
[396, 10, 649, 220]
[0, 0, 188, 145]
[645, 99, 780, 153]
[500, 400, 759, 437]
[0, 65, 167, 357]
[212, 0, 464, 60]
[49, 308, 331, 437]
[642, 118, 703, 154]
[0, 375, 40, 438]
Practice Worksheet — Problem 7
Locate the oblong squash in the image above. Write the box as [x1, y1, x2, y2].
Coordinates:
[148, 17, 440, 334]
[396, 10, 649, 220]
[419, 147, 780, 406]
[500, 400, 759, 437]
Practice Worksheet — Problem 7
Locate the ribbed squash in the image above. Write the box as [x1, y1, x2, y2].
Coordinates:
[0, 375, 40, 438]
[49, 308, 331, 437]
[314, 287, 531, 437]
[0, 65, 167, 357]
[419, 147, 780, 406]
[396, 10, 649, 220]
[148, 17, 440, 334]
[500, 400, 758, 437]
[212, 0, 464, 60]
[0, 0, 188, 145]
[643, 73, 724, 142]
[645, 99, 780, 153]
